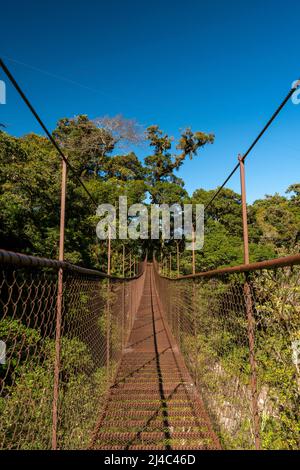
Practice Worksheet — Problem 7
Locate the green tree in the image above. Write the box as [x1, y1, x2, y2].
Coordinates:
[145, 125, 214, 201]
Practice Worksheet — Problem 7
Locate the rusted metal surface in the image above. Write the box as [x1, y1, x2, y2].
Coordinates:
[244, 278, 260, 449]
[168, 253, 300, 280]
[52, 265, 63, 450]
[176, 241, 180, 278]
[192, 226, 195, 275]
[0, 249, 142, 280]
[154, 257, 300, 449]
[52, 155, 67, 450]
[1, 250, 299, 449]
[238, 154, 250, 265]
[0, 251, 146, 449]
[237, 155, 260, 448]
[91, 264, 220, 450]
[107, 226, 111, 276]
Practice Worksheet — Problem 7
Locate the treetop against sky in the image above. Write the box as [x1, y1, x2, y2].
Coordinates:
[0, 0, 299, 203]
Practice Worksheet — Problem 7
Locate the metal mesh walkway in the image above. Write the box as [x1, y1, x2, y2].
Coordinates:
[91, 263, 220, 450]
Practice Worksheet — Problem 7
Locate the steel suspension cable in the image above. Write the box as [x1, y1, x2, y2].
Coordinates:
[2, 56, 299, 213]
[0, 57, 98, 207]
[204, 80, 300, 211]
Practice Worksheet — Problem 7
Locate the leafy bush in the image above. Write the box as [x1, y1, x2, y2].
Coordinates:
[0, 318, 108, 449]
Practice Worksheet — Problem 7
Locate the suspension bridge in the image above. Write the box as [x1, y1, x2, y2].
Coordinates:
[0, 59, 299, 450]
[1, 249, 299, 450]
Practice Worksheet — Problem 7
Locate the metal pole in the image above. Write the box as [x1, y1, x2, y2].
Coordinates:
[244, 277, 260, 449]
[169, 253, 172, 277]
[176, 241, 180, 278]
[192, 226, 195, 275]
[239, 156, 260, 448]
[122, 244, 125, 278]
[122, 280, 126, 350]
[52, 156, 67, 450]
[106, 226, 112, 379]
[239, 155, 249, 264]
[107, 226, 111, 275]
[106, 278, 111, 381]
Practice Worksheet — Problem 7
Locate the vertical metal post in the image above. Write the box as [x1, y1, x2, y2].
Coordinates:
[106, 225, 111, 381]
[121, 243, 126, 350]
[107, 226, 111, 275]
[106, 278, 111, 381]
[176, 241, 180, 278]
[130, 281, 133, 328]
[122, 280, 125, 350]
[52, 156, 67, 450]
[192, 225, 195, 275]
[192, 279, 197, 383]
[122, 244, 125, 278]
[244, 277, 260, 449]
[239, 155, 249, 265]
[169, 253, 172, 277]
[239, 155, 260, 448]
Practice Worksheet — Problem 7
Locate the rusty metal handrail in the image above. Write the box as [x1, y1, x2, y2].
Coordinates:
[157, 253, 300, 280]
[0, 248, 147, 450]
[153, 253, 300, 450]
[0, 248, 145, 280]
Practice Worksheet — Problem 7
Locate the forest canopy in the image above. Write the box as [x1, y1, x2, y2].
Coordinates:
[0, 115, 299, 274]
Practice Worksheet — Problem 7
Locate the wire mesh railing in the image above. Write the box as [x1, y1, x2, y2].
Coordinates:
[153, 255, 300, 450]
[0, 249, 146, 449]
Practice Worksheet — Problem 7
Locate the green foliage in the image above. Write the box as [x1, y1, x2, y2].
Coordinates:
[0, 123, 147, 268]
[2, 116, 298, 275]
[145, 125, 214, 202]
[0, 318, 109, 449]
[177, 184, 298, 274]
[174, 268, 300, 449]
[1, 113, 300, 450]
[252, 193, 300, 248]
[0, 318, 42, 383]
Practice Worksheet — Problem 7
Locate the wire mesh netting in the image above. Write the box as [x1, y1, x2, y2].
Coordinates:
[0, 252, 146, 449]
[1, 250, 299, 450]
[153, 260, 300, 450]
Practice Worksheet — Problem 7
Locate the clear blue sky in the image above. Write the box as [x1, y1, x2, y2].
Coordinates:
[1, 0, 299, 202]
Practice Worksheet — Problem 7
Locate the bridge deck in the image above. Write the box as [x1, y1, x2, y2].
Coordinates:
[92, 264, 220, 450]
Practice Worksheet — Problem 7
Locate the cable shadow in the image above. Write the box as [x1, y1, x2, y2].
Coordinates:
[124, 382, 183, 450]
[111, 346, 171, 387]
[150, 270, 172, 449]
[127, 328, 165, 349]
[123, 269, 175, 450]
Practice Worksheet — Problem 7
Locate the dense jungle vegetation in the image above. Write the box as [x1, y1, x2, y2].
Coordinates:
[0, 115, 299, 273]
[0, 115, 299, 450]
